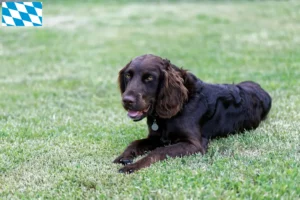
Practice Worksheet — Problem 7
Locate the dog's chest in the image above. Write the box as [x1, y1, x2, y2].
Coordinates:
[148, 117, 182, 145]
[159, 121, 181, 145]
[160, 130, 172, 145]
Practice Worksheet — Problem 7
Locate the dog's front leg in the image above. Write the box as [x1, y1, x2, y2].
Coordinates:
[113, 137, 161, 165]
[118, 140, 202, 173]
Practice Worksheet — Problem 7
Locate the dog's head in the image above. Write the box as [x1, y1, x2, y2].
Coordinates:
[118, 54, 188, 121]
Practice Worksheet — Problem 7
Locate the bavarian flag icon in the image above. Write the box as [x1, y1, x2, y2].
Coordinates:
[2, 2, 43, 26]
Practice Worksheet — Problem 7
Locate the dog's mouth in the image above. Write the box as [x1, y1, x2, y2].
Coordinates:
[127, 105, 151, 121]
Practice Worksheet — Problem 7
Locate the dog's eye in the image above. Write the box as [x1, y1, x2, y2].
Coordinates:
[125, 73, 131, 79]
[144, 75, 153, 82]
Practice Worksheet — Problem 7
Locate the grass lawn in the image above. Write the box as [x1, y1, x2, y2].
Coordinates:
[0, 0, 300, 199]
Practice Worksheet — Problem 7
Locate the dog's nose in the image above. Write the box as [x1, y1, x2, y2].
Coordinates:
[122, 95, 135, 106]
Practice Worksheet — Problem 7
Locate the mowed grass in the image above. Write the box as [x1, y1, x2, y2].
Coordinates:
[0, 0, 300, 199]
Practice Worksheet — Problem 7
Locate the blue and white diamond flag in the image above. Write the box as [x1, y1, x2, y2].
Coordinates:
[2, 2, 43, 27]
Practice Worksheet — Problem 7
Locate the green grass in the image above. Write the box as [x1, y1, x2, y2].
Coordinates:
[1, 0, 300, 199]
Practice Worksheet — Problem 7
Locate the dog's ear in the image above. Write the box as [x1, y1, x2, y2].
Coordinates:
[156, 59, 188, 118]
[118, 61, 131, 93]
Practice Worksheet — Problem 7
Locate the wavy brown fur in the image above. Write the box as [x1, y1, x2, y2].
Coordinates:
[155, 59, 188, 118]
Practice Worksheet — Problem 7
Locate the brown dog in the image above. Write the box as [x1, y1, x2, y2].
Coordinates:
[113, 54, 272, 173]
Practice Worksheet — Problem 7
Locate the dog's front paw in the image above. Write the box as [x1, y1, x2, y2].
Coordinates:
[118, 164, 139, 174]
[113, 155, 133, 165]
